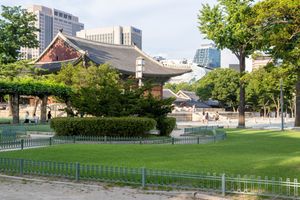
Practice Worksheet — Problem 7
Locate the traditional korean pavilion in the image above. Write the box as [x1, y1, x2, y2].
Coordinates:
[34, 32, 190, 97]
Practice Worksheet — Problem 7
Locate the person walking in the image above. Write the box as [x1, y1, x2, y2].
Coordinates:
[202, 111, 206, 123]
[24, 111, 29, 123]
[215, 111, 219, 121]
[205, 112, 209, 124]
[47, 111, 52, 122]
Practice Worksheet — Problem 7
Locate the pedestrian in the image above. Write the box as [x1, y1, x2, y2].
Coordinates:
[24, 111, 29, 123]
[205, 112, 209, 124]
[47, 111, 52, 122]
[215, 111, 219, 121]
[31, 113, 39, 124]
[202, 111, 206, 123]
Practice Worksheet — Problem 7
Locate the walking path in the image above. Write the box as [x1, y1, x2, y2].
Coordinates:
[0, 175, 223, 200]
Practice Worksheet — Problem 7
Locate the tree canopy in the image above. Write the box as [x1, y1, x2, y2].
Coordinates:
[196, 68, 240, 110]
[198, 0, 256, 127]
[0, 5, 39, 64]
[253, 0, 300, 125]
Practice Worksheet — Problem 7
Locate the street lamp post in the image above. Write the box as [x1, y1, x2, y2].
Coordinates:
[136, 57, 145, 87]
[280, 78, 284, 131]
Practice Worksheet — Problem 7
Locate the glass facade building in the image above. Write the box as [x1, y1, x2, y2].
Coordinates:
[193, 44, 221, 69]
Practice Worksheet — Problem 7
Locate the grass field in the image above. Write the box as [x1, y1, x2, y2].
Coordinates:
[0, 129, 300, 178]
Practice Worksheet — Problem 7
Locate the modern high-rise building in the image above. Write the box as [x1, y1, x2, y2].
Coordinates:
[193, 44, 221, 69]
[20, 5, 84, 59]
[76, 26, 142, 49]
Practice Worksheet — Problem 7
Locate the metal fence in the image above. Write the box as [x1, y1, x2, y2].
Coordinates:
[0, 134, 227, 151]
[0, 157, 299, 199]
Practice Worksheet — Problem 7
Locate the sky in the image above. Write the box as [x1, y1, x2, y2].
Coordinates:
[1, 0, 251, 69]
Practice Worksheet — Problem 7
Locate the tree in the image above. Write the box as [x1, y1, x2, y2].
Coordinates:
[164, 82, 195, 93]
[253, 0, 300, 125]
[196, 68, 240, 111]
[53, 63, 122, 117]
[0, 5, 39, 63]
[245, 67, 272, 116]
[245, 65, 296, 118]
[198, 0, 256, 127]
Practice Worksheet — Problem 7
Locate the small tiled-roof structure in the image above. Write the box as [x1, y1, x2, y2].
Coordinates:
[163, 89, 188, 103]
[163, 89, 211, 108]
[176, 90, 220, 108]
[34, 32, 191, 78]
[180, 100, 211, 108]
[176, 90, 199, 101]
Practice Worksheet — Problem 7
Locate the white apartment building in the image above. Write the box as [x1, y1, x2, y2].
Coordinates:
[76, 26, 142, 49]
[21, 5, 84, 59]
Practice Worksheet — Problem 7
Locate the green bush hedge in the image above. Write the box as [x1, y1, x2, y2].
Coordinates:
[157, 117, 176, 136]
[50, 117, 156, 137]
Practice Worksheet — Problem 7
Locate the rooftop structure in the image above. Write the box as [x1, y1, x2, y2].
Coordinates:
[33, 32, 190, 98]
[76, 26, 142, 49]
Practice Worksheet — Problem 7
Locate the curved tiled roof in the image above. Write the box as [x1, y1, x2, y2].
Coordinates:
[34, 32, 191, 78]
[163, 89, 188, 102]
[64, 35, 190, 77]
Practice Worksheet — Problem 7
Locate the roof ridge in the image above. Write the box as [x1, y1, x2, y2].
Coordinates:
[65, 34, 136, 49]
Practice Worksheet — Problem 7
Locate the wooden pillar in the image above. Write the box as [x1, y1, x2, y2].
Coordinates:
[40, 95, 48, 123]
[12, 93, 20, 124]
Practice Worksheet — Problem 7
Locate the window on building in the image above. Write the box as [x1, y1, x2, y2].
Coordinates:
[54, 11, 58, 16]
[68, 15, 71, 20]
[59, 13, 63, 17]
[64, 14, 67, 18]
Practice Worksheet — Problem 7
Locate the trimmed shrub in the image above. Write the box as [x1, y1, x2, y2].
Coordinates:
[50, 117, 156, 137]
[157, 117, 176, 136]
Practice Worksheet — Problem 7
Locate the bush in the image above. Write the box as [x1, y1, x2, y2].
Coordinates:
[50, 117, 156, 137]
[157, 117, 176, 136]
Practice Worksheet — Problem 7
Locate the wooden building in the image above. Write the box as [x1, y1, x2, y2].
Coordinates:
[34, 32, 190, 98]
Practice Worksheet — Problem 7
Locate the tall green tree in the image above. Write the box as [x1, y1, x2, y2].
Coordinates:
[164, 82, 195, 93]
[253, 0, 300, 125]
[0, 5, 39, 63]
[196, 68, 240, 111]
[198, 0, 256, 127]
[245, 66, 293, 117]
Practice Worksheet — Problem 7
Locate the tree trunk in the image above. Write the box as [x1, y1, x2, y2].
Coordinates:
[277, 98, 280, 118]
[66, 100, 73, 117]
[8, 95, 13, 116]
[40, 95, 48, 123]
[238, 55, 246, 128]
[289, 99, 294, 118]
[32, 97, 40, 115]
[11, 94, 19, 124]
[263, 106, 267, 118]
[295, 73, 300, 126]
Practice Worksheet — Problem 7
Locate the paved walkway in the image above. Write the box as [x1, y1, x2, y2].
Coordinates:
[0, 175, 213, 200]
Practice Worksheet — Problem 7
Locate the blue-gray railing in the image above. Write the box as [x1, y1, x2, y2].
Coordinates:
[0, 134, 226, 151]
[0, 157, 298, 199]
[183, 126, 224, 135]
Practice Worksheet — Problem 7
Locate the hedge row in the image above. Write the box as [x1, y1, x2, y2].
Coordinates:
[50, 117, 156, 137]
[157, 117, 176, 136]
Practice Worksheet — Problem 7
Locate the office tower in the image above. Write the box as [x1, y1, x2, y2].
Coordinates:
[76, 26, 142, 49]
[193, 44, 221, 69]
[20, 5, 84, 59]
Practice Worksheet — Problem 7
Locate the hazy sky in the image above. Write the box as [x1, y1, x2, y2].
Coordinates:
[1, 0, 248, 68]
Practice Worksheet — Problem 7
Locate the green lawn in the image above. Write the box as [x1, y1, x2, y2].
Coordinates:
[0, 129, 300, 179]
